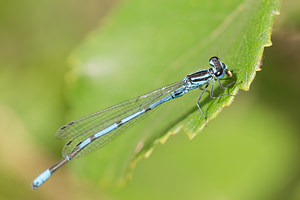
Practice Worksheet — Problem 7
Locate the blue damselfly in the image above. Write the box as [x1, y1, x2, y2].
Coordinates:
[32, 56, 236, 189]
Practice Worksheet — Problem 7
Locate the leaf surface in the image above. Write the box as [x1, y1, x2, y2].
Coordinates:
[67, 0, 280, 185]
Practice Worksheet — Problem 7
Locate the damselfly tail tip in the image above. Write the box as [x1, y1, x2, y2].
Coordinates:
[31, 169, 51, 190]
[32, 178, 42, 190]
[32, 182, 38, 190]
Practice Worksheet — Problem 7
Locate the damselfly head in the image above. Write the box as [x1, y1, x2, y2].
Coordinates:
[209, 57, 226, 79]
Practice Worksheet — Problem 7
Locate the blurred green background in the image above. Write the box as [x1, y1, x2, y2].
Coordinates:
[0, 0, 300, 200]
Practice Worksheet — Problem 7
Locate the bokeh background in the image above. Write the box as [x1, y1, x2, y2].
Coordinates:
[0, 0, 300, 199]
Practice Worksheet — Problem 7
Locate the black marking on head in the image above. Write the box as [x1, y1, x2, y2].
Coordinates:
[222, 63, 227, 69]
[209, 57, 222, 70]
[117, 120, 123, 127]
[209, 56, 219, 61]
[66, 140, 72, 145]
[75, 142, 82, 147]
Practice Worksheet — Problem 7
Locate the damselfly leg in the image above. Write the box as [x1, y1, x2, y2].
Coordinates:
[197, 84, 209, 123]
[197, 78, 236, 125]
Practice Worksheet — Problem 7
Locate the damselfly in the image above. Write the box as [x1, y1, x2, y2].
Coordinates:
[32, 56, 236, 189]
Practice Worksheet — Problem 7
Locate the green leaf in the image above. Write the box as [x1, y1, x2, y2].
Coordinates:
[67, 0, 280, 186]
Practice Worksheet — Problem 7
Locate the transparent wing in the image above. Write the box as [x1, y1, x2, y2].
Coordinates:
[55, 81, 184, 159]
